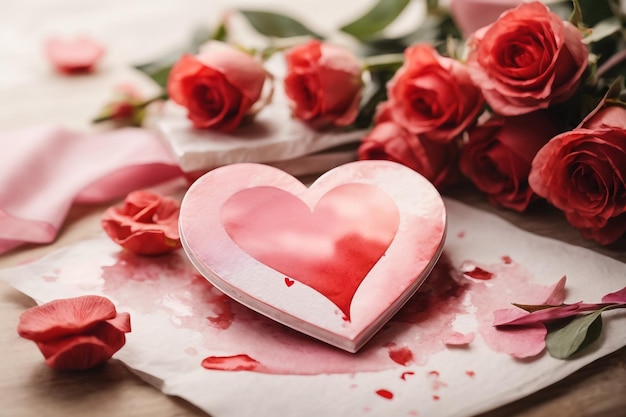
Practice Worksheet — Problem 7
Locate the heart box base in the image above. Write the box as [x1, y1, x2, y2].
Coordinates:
[179, 161, 447, 352]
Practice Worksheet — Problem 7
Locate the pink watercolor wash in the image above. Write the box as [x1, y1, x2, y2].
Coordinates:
[100, 248, 559, 375]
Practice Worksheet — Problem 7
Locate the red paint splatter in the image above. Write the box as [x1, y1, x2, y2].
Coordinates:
[284, 277, 294, 287]
[427, 370, 439, 377]
[466, 370, 475, 378]
[401, 371, 415, 380]
[201, 354, 260, 371]
[376, 389, 394, 400]
[457, 231, 465, 238]
[432, 395, 440, 401]
[427, 370, 448, 390]
[502, 255, 512, 264]
[462, 265, 493, 280]
[388, 345, 414, 366]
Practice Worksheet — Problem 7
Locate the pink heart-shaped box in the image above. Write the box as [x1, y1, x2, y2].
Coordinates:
[179, 161, 446, 352]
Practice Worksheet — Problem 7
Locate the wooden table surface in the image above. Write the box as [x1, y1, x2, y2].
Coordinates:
[1, 184, 625, 417]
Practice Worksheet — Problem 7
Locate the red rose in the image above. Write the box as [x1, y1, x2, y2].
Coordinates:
[18, 295, 131, 370]
[529, 106, 626, 244]
[102, 190, 181, 255]
[284, 40, 363, 128]
[460, 111, 559, 211]
[467, 2, 588, 116]
[358, 104, 460, 189]
[167, 41, 267, 132]
[385, 43, 484, 143]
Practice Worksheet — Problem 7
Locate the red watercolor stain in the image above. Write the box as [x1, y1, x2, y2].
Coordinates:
[201, 354, 260, 371]
[427, 370, 439, 377]
[284, 277, 295, 287]
[388, 345, 414, 366]
[401, 371, 415, 380]
[502, 255, 512, 264]
[457, 231, 465, 238]
[95, 242, 558, 375]
[42, 275, 58, 282]
[432, 395, 440, 401]
[185, 347, 198, 356]
[462, 265, 494, 280]
[466, 370, 475, 378]
[375, 389, 394, 400]
[408, 411, 418, 416]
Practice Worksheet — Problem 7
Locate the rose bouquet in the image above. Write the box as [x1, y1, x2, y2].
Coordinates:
[96, 0, 626, 245]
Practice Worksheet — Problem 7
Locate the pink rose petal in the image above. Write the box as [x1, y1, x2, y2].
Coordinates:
[601, 286, 626, 303]
[443, 331, 475, 346]
[44, 36, 105, 74]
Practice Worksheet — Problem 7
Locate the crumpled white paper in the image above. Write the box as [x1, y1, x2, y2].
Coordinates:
[3, 199, 626, 417]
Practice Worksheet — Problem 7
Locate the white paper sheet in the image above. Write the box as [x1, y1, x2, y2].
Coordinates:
[3, 199, 625, 417]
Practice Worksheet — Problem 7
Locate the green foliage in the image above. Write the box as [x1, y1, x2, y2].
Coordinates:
[340, 0, 411, 41]
[239, 10, 323, 39]
[546, 309, 606, 359]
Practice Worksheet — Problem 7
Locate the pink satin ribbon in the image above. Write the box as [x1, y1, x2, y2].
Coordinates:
[0, 126, 182, 254]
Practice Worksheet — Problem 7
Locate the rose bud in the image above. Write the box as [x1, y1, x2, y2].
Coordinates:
[466, 1, 588, 116]
[167, 41, 267, 132]
[529, 106, 626, 244]
[102, 190, 181, 255]
[359, 103, 460, 189]
[386, 43, 484, 143]
[460, 111, 559, 212]
[17, 295, 131, 370]
[284, 40, 363, 128]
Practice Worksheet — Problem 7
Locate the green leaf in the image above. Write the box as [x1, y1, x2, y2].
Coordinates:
[239, 10, 323, 39]
[134, 53, 180, 89]
[584, 16, 621, 44]
[569, 0, 583, 27]
[340, 0, 410, 41]
[546, 308, 606, 359]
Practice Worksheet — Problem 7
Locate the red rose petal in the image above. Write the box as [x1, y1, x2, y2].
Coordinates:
[17, 295, 117, 342]
[36, 320, 128, 370]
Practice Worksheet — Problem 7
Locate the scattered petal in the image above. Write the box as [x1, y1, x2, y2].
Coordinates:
[601, 286, 626, 304]
[44, 36, 105, 74]
[17, 296, 130, 370]
[17, 295, 117, 342]
[543, 276, 567, 305]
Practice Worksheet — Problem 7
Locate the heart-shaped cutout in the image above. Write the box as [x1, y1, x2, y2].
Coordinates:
[179, 161, 446, 352]
[221, 183, 400, 320]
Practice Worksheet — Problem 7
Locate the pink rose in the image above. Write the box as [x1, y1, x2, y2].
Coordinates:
[358, 104, 460, 189]
[102, 190, 181, 255]
[18, 296, 131, 370]
[449, 0, 523, 37]
[529, 106, 626, 244]
[386, 44, 484, 143]
[467, 2, 588, 116]
[284, 40, 363, 128]
[460, 111, 559, 211]
[167, 41, 267, 132]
